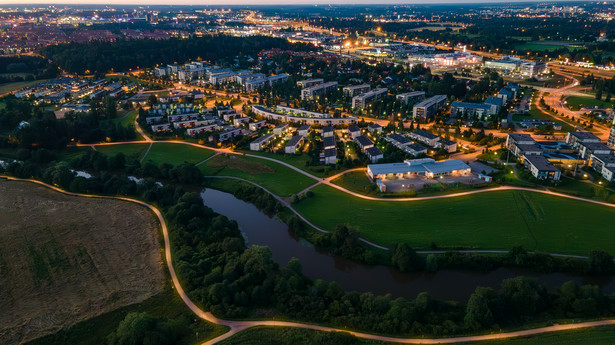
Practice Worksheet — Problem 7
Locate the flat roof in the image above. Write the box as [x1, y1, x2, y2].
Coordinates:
[365, 146, 383, 156]
[324, 148, 337, 157]
[251, 133, 274, 144]
[580, 142, 612, 151]
[387, 133, 410, 144]
[412, 129, 439, 140]
[355, 135, 373, 147]
[524, 154, 560, 172]
[349, 125, 361, 132]
[368, 158, 470, 176]
[298, 125, 311, 130]
[592, 154, 615, 164]
[569, 131, 601, 141]
[323, 136, 336, 147]
[286, 135, 303, 147]
[508, 133, 535, 142]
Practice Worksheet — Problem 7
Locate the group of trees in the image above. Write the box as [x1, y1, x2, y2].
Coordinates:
[0, 96, 135, 150]
[0, 56, 59, 84]
[41, 35, 316, 74]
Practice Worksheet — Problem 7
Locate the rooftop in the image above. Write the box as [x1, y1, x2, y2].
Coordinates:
[412, 129, 439, 140]
[355, 135, 373, 147]
[524, 154, 560, 172]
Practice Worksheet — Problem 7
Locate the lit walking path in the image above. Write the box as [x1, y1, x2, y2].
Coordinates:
[3, 176, 615, 345]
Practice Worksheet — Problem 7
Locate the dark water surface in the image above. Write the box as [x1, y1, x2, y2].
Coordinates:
[201, 188, 615, 302]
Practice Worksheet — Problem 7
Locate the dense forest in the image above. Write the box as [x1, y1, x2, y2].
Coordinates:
[40, 35, 316, 74]
[0, 56, 59, 84]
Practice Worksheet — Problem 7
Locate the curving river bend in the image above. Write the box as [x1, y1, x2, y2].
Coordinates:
[201, 188, 615, 302]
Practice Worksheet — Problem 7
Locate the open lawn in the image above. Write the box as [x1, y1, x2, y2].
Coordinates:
[293, 185, 615, 255]
[513, 102, 575, 132]
[331, 170, 379, 195]
[141, 143, 215, 166]
[0, 79, 47, 95]
[245, 151, 345, 177]
[199, 154, 316, 197]
[566, 95, 615, 111]
[96, 143, 150, 161]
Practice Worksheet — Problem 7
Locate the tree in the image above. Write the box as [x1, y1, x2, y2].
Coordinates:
[589, 250, 615, 275]
[465, 287, 496, 330]
[391, 243, 424, 272]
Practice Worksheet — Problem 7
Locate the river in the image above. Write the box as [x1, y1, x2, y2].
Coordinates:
[201, 188, 615, 302]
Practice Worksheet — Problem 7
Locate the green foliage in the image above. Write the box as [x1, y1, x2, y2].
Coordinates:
[41, 36, 315, 74]
[107, 312, 190, 345]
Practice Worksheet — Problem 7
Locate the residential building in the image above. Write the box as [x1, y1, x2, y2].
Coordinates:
[250, 133, 275, 151]
[608, 123, 615, 148]
[566, 131, 601, 149]
[323, 136, 336, 150]
[354, 135, 374, 152]
[285, 135, 304, 154]
[368, 123, 383, 134]
[348, 126, 362, 138]
[232, 117, 251, 127]
[273, 123, 289, 135]
[252, 105, 358, 126]
[151, 123, 172, 132]
[396, 91, 425, 104]
[323, 148, 337, 165]
[367, 158, 471, 180]
[365, 147, 384, 163]
[438, 139, 458, 153]
[413, 95, 447, 119]
[187, 124, 219, 137]
[301, 81, 338, 100]
[343, 84, 371, 97]
[352, 88, 388, 109]
[450, 102, 494, 119]
[523, 154, 561, 181]
[322, 126, 334, 138]
[589, 153, 615, 173]
[409, 130, 440, 147]
[297, 78, 323, 88]
[298, 125, 311, 137]
[249, 120, 267, 131]
[219, 128, 242, 141]
[276, 105, 332, 118]
[578, 142, 613, 159]
[385, 133, 411, 148]
[404, 143, 428, 156]
[484, 96, 503, 114]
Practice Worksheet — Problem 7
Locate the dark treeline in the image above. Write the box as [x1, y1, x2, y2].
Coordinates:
[2, 150, 615, 338]
[0, 55, 60, 83]
[41, 35, 316, 74]
[0, 96, 135, 150]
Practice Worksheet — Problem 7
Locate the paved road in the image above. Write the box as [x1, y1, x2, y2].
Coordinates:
[5, 176, 615, 345]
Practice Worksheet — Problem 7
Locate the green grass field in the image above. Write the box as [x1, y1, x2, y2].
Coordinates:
[243, 151, 338, 177]
[293, 185, 615, 255]
[142, 143, 215, 166]
[96, 143, 150, 161]
[0, 79, 48, 94]
[331, 170, 378, 195]
[566, 96, 615, 111]
[199, 154, 317, 197]
[26, 288, 227, 345]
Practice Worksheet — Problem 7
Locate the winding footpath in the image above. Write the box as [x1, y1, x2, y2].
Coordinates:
[4, 175, 615, 344]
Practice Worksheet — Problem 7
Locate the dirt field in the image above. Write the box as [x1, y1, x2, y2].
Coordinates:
[0, 180, 165, 345]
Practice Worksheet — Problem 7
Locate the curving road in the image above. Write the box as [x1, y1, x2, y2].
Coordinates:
[5, 176, 615, 345]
